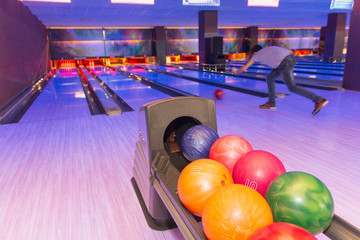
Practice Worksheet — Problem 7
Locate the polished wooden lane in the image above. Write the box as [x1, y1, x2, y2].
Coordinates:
[0, 66, 359, 240]
[19, 69, 91, 123]
[91, 66, 171, 112]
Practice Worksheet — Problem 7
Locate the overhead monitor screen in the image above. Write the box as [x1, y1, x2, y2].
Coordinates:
[111, 0, 154, 4]
[183, 0, 220, 6]
[247, 0, 279, 7]
[330, 0, 353, 9]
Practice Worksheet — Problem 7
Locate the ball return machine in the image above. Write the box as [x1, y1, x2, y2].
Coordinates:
[131, 97, 360, 240]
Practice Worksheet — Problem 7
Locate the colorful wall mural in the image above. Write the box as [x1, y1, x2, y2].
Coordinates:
[105, 29, 153, 57]
[166, 28, 198, 55]
[48, 27, 324, 60]
[258, 29, 320, 50]
[49, 28, 153, 59]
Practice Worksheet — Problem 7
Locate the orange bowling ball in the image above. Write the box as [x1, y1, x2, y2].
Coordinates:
[177, 159, 233, 217]
[202, 184, 273, 240]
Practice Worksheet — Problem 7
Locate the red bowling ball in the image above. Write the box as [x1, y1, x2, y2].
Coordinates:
[214, 89, 224, 100]
[209, 135, 253, 174]
[248, 222, 317, 240]
[232, 150, 286, 197]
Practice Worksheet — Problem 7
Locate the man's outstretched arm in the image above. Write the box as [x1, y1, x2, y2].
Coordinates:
[232, 60, 255, 74]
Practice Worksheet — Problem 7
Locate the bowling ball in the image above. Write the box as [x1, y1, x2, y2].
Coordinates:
[248, 222, 316, 240]
[177, 159, 233, 217]
[265, 171, 334, 235]
[181, 125, 219, 162]
[209, 135, 253, 174]
[214, 89, 224, 100]
[202, 184, 273, 240]
[232, 150, 286, 197]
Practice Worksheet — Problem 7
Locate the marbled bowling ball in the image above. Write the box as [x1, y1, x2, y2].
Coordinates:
[202, 184, 273, 240]
[232, 150, 286, 197]
[209, 135, 253, 174]
[265, 171, 334, 235]
[181, 125, 219, 162]
[177, 159, 233, 217]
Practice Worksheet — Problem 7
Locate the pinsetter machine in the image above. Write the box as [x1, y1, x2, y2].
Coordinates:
[131, 97, 360, 240]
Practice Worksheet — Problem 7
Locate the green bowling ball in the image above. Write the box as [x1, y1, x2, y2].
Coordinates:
[265, 171, 334, 235]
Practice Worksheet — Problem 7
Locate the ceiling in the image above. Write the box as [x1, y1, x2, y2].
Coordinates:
[21, 0, 353, 28]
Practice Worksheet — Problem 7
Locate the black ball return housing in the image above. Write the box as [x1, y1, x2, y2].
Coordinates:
[131, 97, 360, 240]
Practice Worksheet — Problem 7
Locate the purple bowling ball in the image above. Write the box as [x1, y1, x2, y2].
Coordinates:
[181, 125, 219, 162]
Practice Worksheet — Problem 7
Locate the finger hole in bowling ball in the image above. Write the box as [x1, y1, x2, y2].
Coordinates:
[163, 116, 201, 171]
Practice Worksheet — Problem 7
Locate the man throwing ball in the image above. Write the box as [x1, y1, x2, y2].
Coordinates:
[233, 45, 328, 116]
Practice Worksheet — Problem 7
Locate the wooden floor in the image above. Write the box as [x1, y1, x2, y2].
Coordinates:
[0, 66, 359, 240]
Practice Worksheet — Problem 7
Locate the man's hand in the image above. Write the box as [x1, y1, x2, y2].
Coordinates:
[232, 60, 255, 74]
[232, 67, 243, 74]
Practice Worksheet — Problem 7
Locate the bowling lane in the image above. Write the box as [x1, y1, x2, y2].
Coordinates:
[292, 64, 344, 71]
[172, 62, 342, 88]
[141, 64, 337, 103]
[227, 63, 343, 81]
[229, 60, 344, 71]
[255, 65, 342, 76]
[131, 64, 293, 95]
[20, 68, 91, 123]
[87, 66, 173, 111]
[113, 65, 276, 108]
[242, 67, 342, 82]
[230, 61, 343, 73]
[117, 65, 228, 98]
[296, 60, 345, 66]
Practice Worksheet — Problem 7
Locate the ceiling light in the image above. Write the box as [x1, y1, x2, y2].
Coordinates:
[19, 0, 71, 2]
[111, 0, 154, 4]
[248, 0, 279, 7]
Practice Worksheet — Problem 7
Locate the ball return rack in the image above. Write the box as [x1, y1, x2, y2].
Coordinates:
[131, 97, 360, 240]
